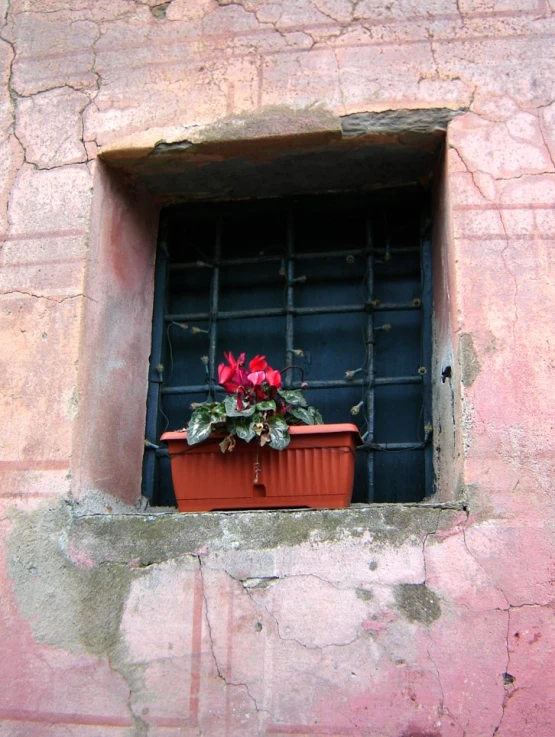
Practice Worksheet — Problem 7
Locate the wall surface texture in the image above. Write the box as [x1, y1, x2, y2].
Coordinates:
[1, 1, 554, 736]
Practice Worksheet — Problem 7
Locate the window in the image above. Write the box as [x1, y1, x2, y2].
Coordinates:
[143, 189, 432, 507]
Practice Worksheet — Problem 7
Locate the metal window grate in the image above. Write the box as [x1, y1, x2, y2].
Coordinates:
[143, 191, 432, 506]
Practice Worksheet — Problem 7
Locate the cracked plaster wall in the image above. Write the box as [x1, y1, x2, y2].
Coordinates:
[1, 0, 555, 735]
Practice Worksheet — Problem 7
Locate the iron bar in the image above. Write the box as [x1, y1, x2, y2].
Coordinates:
[365, 217, 375, 503]
[168, 246, 419, 271]
[162, 384, 225, 396]
[360, 442, 427, 451]
[296, 249, 368, 261]
[142, 214, 169, 503]
[373, 376, 422, 386]
[161, 375, 422, 395]
[165, 301, 420, 323]
[207, 219, 222, 396]
[291, 376, 422, 389]
[420, 212, 434, 495]
[284, 210, 295, 387]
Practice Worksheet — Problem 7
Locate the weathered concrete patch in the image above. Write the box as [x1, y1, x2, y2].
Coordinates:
[459, 332, 482, 388]
[7, 501, 459, 656]
[356, 588, 374, 601]
[394, 583, 442, 625]
[103, 105, 342, 161]
[341, 108, 464, 137]
[150, 2, 171, 19]
[7, 503, 139, 656]
[186, 105, 342, 146]
[68, 503, 464, 565]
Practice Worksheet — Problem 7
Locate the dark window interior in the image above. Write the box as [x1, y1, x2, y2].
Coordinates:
[144, 189, 432, 507]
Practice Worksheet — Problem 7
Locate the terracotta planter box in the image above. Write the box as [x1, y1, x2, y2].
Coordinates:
[161, 424, 360, 512]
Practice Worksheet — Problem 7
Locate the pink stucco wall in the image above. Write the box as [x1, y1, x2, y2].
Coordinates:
[1, 1, 554, 735]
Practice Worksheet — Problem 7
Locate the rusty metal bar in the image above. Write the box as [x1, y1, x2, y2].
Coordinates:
[420, 211, 434, 493]
[284, 210, 295, 387]
[207, 218, 222, 394]
[365, 216, 375, 503]
[161, 374, 422, 395]
[168, 246, 419, 270]
[360, 441, 427, 451]
[165, 301, 420, 323]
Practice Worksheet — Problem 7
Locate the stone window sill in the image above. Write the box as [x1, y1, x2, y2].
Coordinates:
[68, 503, 467, 565]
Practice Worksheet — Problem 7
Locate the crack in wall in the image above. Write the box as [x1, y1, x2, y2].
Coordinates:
[421, 507, 444, 584]
[0, 290, 97, 304]
[449, 137, 554, 182]
[0, 2, 24, 237]
[198, 556, 276, 734]
[425, 646, 447, 728]
[105, 650, 149, 737]
[490, 609, 513, 736]
[462, 520, 511, 611]
[14, 87, 90, 169]
[204, 562, 371, 652]
[8, 502, 554, 735]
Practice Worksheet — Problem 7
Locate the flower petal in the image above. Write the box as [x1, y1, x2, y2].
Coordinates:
[249, 354, 268, 373]
[248, 371, 266, 385]
[266, 367, 282, 388]
[218, 363, 235, 385]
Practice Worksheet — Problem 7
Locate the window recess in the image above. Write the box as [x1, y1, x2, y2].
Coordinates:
[143, 190, 432, 507]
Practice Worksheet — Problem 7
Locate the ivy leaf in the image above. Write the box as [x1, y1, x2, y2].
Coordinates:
[311, 406, 324, 425]
[255, 400, 276, 411]
[234, 417, 257, 443]
[267, 415, 290, 450]
[290, 405, 323, 425]
[250, 413, 264, 436]
[210, 402, 227, 423]
[187, 407, 213, 445]
[224, 394, 256, 417]
[277, 389, 307, 407]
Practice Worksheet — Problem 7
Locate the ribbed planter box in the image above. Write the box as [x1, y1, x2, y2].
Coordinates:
[161, 424, 359, 512]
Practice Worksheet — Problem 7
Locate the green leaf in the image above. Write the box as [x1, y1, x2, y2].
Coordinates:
[234, 417, 257, 443]
[225, 418, 239, 435]
[267, 415, 290, 450]
[312, 407, 324, 425]
[289, 405, 323, 425]
[224, 394, 256, 417]
[255, 400, 276, 411]
[187, 407, 213, 445]
[277, 389, 307, 407]
[210, 402, 227, 422]
[250, 413, 264, 436]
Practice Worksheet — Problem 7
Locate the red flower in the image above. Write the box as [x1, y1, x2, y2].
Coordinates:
[219, 351, 282, 400]
[247, 370, 266, 385]
[218, 351, 249, 392]
[266, 367, 282, 388]
[218, 360, 235, 387]
[255, 385, 266, 401]
[249, 355, 267, 373]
